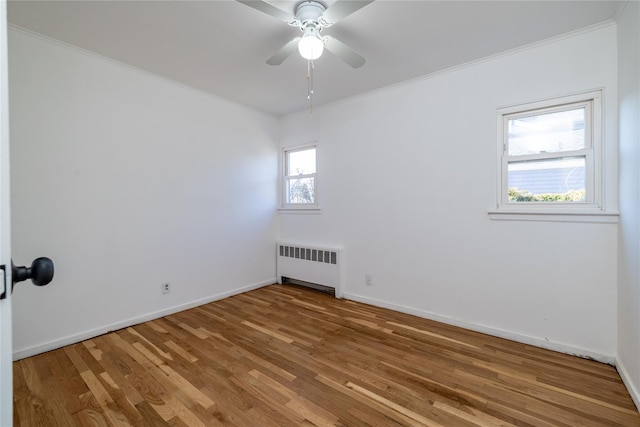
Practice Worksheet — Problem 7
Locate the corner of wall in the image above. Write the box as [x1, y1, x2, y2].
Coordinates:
[617, 357, 640, 411]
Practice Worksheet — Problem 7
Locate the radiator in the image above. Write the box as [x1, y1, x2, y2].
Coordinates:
[276, 242, 344, 298]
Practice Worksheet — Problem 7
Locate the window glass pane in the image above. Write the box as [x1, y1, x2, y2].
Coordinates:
[508, 108, 585, 156]
[286, 177, 315, 204]
[287, 148, 316, 175]
[508, 157, 585, 202]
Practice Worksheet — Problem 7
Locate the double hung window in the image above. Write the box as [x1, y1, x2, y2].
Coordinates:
[497, 91, 602, 212]
[282, 145, 317, 208]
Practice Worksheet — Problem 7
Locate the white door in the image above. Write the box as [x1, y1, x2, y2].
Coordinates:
[0, 0, 12, 424]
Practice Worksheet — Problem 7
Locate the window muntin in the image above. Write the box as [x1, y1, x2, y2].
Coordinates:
[498, 91, 602, 210]
[283, 145, 317, 207]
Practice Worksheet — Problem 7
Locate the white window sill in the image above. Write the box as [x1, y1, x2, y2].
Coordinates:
[278, 207, 322, 214]
[488, 209, 619, 223]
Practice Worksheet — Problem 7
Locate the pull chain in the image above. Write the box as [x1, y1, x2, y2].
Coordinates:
[307, 59, 314, 114]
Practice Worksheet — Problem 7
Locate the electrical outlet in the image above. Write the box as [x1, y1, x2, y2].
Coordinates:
[161, 282, 170, 294]
[365, 274, 372, 286]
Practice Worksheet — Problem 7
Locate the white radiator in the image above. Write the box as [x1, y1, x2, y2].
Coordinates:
[276, 242, 344, 298]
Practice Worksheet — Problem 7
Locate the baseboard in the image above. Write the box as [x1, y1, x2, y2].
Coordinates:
[616, 357, 640, 411]
[343, 292, 615, 365]
[12, 278, 275, 360]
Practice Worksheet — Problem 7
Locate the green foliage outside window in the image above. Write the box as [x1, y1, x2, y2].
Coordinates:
[508, 188, 586, 202]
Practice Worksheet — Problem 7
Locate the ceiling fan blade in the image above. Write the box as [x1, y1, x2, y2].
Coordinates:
[236, 0, 295, 23]
[323, 36, 366, 68]
[320, 0, 374, 26]
[266, 37, 301, 65]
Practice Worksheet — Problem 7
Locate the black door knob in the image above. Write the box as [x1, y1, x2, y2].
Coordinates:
[12, 257, 54, 287]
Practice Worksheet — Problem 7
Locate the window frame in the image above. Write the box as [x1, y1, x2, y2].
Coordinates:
[280, 143, 319, 211]
[494, 90, 605, 217]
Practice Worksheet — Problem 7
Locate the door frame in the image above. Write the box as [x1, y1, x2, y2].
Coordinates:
[0, 0, 13, 424]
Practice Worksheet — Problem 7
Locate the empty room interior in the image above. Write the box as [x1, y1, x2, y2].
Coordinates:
[2, 0, 640, 425]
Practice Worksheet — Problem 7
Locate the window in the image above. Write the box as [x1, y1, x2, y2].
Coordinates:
[282, 145, 317, 208]
[496, 91, 603, 213]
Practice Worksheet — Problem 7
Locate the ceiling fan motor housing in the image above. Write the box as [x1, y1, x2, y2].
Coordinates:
[295, 1, 326, 26]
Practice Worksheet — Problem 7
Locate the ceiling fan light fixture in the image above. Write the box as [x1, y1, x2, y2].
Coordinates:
[298, 26, 324, 60]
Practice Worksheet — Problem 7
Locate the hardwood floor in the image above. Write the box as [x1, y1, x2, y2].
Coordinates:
[13, 284, 640, 426]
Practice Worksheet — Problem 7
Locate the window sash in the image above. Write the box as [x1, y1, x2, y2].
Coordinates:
[285, 147, 316, 177]
[507, 154, 591, 205]
[504, 102, 592, 153]
[502, 151, 595, 206]
[284, 175, 316, 205]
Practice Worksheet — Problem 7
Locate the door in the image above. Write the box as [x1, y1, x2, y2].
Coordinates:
[0, 0, 12, 424]
[0, 7, 54, 423]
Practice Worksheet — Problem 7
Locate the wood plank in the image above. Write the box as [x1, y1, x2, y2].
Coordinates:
[13, 284, 640, 426]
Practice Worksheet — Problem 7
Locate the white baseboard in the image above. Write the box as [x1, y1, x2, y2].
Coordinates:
[616, 357, 640, 411]
[13, 278, 275, 360]
[343, 292, 615, 365]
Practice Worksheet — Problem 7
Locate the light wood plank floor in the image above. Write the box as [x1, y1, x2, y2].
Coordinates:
[13, 284, 640, 426]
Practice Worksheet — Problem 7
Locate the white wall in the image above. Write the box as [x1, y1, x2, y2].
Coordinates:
[6, 18, 627, 373]
[279, 25, 619, 361]
[617, 0, 640, 409]
[8, 28, 279, 358]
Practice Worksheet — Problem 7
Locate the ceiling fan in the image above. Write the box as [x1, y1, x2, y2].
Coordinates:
[237, 0, 373, 68]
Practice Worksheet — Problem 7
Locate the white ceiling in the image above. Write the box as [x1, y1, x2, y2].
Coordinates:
[7, 0, 622, 116]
